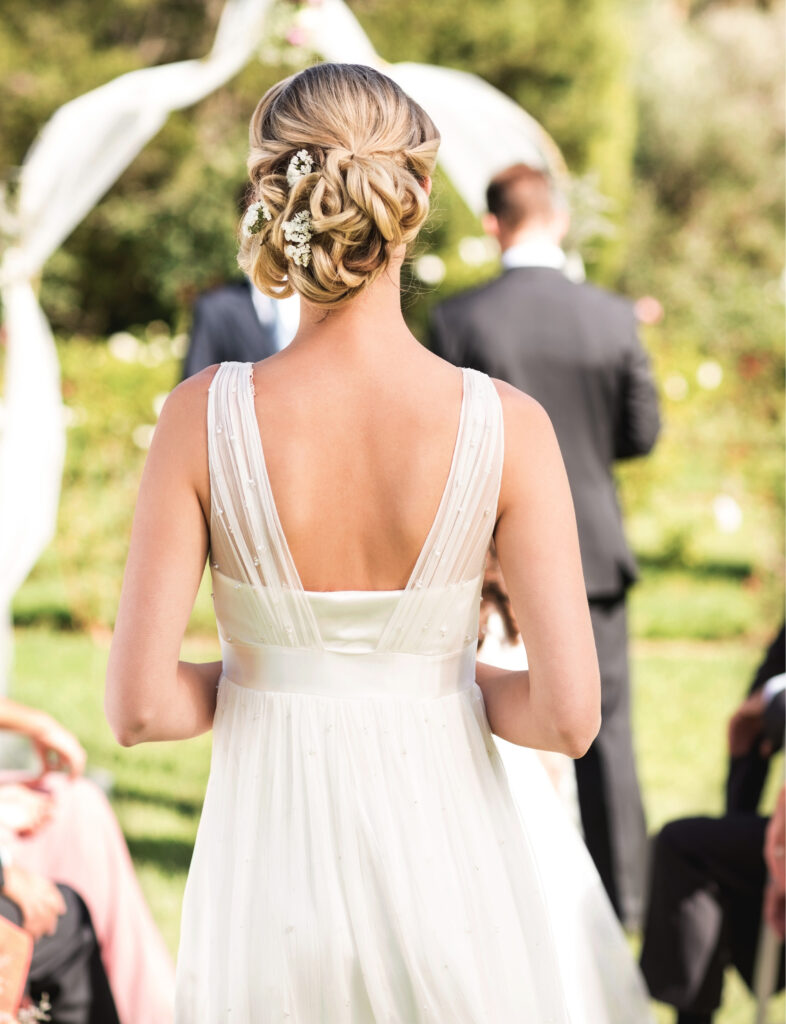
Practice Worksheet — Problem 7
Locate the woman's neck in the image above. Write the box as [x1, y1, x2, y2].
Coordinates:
[288, 254, 419, 362]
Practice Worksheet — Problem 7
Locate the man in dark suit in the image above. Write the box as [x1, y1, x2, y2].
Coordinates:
[181, 277, 292, 380]
[429, 163, 661, 928]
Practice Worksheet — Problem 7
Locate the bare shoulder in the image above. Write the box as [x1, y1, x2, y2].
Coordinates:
[490, 377, 565, 509]
[490, 377, 555, 443]
[144, 365, 221, 512]
[152, 365, 223, 457]
[161, 364, 221, 421]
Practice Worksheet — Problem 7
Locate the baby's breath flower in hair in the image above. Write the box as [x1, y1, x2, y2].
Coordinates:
[286, 149, 314, 187]
[241, 199, 272, 238]
[283, 210, 313, 267]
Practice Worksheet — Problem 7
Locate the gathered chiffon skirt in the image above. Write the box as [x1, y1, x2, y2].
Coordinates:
[175, 674, 652, 1023]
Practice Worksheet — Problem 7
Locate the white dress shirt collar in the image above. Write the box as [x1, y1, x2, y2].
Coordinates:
[248, 277, 299, 352]
[501, 240, 566, 272]
[763, 672, 786, 706]
[249, 281, 277, 327]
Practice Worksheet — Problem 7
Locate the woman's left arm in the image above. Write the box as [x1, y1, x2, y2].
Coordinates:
[105, 366, 222, 746]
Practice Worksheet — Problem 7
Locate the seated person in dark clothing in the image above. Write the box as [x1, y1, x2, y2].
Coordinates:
[640, 625, 785, 1023]
[0, 859, 120, 1023]
[727, 623, 785, 813]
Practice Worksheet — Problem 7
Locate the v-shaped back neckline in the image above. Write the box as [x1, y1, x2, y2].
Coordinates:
[240, 361, 470, 599]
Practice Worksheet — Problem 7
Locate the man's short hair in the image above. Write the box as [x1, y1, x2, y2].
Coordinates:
[486, 163, 565, 229]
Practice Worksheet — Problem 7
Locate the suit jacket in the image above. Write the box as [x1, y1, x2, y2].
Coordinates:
[182, 279, 279, 380]
[429, 266, 661, 597]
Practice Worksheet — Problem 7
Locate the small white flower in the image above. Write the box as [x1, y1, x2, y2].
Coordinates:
[283, 210, 313, 245]
[286, 149, 314, 187]
[241, 199, 272, 238]
[282, 211, 314, 267]
[284, 242, 311, 267]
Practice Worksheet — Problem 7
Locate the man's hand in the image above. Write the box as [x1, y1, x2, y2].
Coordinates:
[728, 690, 766, 757]
[2, 865, 67, 940]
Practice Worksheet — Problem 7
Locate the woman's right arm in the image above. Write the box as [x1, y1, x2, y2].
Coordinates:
[477, 382, 601, 758]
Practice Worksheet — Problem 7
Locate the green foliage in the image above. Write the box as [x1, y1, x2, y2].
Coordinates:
[626, 4, 784, 292]
[616, 2, 784, 602]
[0, 0, 295, 333]
[0, 0, 636, 333]
[354, 0, 636, 276]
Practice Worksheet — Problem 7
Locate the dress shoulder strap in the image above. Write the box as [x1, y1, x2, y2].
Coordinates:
[207, 361, 322, 648]
[375, 368, 504, 650]
[417, 367, 504, 588]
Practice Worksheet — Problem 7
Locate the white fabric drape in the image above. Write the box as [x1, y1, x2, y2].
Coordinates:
[0, 0, 564, 692]
[0, 280, 65, 687]
[0, 0, 275, 691]
[312, 0, 566, 214]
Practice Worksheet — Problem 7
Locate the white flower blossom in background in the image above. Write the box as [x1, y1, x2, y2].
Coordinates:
[713, 494, 743, 533]
[458, 236, 498, 266]
[152, 393, 168, 418]
[663, 373, 689, 401]
[142, 340, 169, 367]
[108, 332, 140, 363]
[413, 254, 446, 285]
[563, 251, 586, 283]
[170, 333, 188, 358]
[62, 405, 87, 428]
[293, 4, 321, 38]
[132, 424, 156, 450]
[286, 149, 314, 188]
[283, 210, 314, 267]
[696, 360, 723, 390]
[241, 199, 272, 238]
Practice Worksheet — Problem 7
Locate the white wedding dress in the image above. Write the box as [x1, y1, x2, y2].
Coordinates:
[175, 360, 653, 1023]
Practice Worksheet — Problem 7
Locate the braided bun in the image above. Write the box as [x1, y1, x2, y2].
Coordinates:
[237, 64, 440, 309]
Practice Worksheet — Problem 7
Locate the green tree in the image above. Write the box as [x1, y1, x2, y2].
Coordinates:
[0, 0, 636, 335]
[354, 0, 636, 276]
[617, 2, 784, 586]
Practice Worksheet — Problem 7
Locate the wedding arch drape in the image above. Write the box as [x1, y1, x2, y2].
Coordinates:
[0, 0, 564, 692]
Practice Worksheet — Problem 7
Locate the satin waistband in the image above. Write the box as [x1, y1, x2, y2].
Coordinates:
[220, 640, 478, 700]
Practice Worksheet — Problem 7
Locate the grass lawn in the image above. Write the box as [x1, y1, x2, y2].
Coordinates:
[9, 605, 784, 1023]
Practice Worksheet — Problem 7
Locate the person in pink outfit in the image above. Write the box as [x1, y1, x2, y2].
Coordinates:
[0, 696, 174, 1024]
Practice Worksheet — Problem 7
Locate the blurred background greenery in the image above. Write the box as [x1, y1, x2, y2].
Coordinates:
[1, 0, 784, 1020]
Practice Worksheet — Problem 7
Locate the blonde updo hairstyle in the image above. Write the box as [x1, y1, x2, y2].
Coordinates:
[237, 63, 441, 309]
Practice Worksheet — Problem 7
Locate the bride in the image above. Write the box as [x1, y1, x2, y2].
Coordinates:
[105, 62, 653, 1022]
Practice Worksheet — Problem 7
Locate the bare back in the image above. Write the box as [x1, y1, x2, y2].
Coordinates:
[207, 340, 471, 593]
